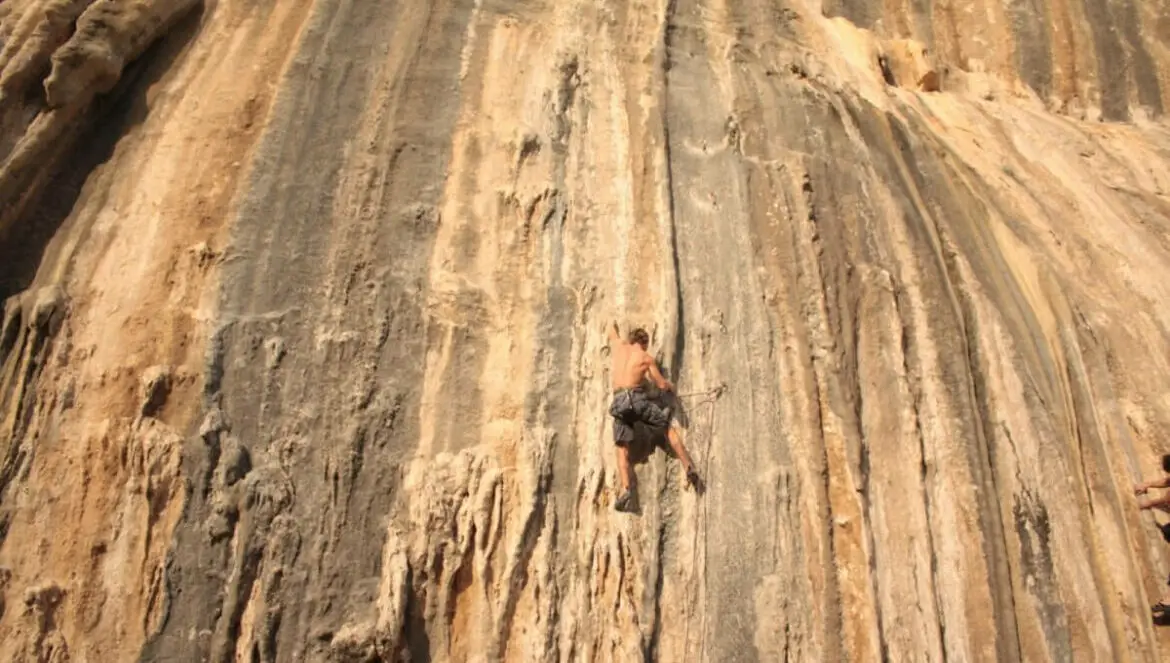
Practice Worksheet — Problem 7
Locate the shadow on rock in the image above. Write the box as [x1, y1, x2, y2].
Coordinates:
[0, 4, 206, 302]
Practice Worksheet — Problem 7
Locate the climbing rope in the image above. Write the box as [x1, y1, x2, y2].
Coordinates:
[677, 381, 724, 658]
[673, 382, 727, 403]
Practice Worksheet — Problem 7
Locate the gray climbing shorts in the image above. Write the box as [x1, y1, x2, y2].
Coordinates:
[609, 387, 671, 446]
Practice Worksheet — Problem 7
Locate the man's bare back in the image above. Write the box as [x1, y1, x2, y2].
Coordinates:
[609, 322, 672, 392]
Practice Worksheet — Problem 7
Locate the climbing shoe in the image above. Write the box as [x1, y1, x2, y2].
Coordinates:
[615, 490, 636, 513]
[1154, 602, 1170, 626]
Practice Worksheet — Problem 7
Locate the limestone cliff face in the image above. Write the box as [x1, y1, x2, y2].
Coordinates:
[4, 0, 1170, 660]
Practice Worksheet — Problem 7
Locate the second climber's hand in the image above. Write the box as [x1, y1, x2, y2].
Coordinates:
[1136, 485, 1149, 495]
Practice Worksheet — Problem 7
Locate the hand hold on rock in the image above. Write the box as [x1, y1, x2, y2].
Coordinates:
[140, 365, 172, 417]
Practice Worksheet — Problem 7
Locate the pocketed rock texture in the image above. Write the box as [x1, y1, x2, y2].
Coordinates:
[5, 0, 1170, 661]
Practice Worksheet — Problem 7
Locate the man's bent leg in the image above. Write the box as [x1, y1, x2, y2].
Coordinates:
[666, 426, 695, 472]
[616, 444, 633, 491]
[612, 416, 638, 512]
[1139, 494, 1170, 511]
[666, 426, 702, 491]
[614, 445, 638, 512]
[1155, 576, 1170, 624]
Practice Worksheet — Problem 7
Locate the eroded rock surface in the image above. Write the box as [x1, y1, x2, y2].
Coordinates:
[4, 0, 1170, 661]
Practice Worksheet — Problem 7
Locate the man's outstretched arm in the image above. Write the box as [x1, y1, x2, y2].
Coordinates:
[1136, 474, 1170, 494]
[647, 358, 673, 392]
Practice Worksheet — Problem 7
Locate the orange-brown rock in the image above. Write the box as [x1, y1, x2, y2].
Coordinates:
[4, 0, 1170, 661]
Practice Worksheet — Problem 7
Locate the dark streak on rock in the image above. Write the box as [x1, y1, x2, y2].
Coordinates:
[821, 0, 877, 30]
[1012, 491, 1072, 660]
[884, 110, 1026, 662]
[644, 513, 668, 662]
[1004, 0, 1053, 101]
[1081, 0, 1130, 121]
[1117, 0, 1163, 116]
[663, 0, 687, 385]
[139, 0, 478, 660]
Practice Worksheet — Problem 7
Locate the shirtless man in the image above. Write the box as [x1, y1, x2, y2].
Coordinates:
[1135, 454, 1170, 511]
[1134, 454, 1170, 620]
[607, 320, 699, 512]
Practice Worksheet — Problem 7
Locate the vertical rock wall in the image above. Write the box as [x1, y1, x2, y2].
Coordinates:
[4, 0, 1170, 661]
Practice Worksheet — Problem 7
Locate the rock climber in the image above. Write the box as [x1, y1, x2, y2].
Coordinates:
[1133, 453, 1170, 622]
[606, 320, 700, 513]
[1135, 454, 1170, 514]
